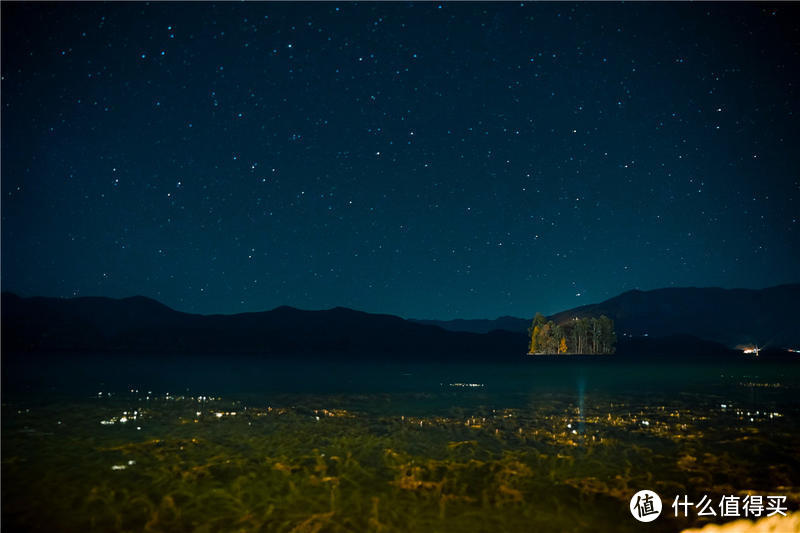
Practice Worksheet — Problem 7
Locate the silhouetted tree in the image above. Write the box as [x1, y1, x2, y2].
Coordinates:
[598, 315, 616, 354]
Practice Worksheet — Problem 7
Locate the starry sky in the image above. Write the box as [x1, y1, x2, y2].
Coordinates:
[2, 3, 798, 319]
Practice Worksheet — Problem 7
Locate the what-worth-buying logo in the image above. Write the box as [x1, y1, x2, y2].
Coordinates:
[629, 490, 788, 522]
[630, 490, 662, 522]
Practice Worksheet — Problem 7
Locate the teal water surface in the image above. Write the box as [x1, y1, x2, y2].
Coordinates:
[3, 355, 799, 532]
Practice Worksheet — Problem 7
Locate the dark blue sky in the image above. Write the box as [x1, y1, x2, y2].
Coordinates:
[2, 3, 798, 318]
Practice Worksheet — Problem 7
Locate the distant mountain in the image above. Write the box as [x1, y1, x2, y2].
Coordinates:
[549, 284, 800, 348]
[0, 293, 528, 360]
[614, 334, 740, 358]
[2, 284, 797, 360]
[410, 316, 530, 335]
[411, 285, 800, 349]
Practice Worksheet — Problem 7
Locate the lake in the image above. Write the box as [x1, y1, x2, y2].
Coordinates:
[3, 355, 799, 532]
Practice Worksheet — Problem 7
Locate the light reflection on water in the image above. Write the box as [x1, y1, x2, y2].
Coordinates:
[2, 356, 799, 532]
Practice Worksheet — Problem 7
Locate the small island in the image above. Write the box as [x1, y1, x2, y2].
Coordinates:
[527, 313, 616, 355]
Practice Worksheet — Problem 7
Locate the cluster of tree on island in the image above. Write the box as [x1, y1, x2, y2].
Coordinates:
[528, 313, 616, 355]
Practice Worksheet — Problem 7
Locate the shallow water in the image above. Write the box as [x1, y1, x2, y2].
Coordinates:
[3, 355, 799, 532]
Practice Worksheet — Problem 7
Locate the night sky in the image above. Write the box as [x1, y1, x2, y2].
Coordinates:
[2, 3, 798, 319]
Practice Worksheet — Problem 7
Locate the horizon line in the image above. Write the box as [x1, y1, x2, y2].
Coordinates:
[3, 281, 798, 321]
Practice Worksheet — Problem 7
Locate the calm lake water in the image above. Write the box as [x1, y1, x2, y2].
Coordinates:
[3, 355, 799, 532]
